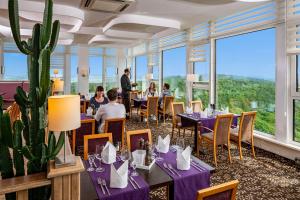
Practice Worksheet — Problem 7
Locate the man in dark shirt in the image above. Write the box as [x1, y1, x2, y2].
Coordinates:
[121, 68, 133, 116]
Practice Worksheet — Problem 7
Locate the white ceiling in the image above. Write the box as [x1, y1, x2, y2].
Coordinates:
[0, 0, 264, 46]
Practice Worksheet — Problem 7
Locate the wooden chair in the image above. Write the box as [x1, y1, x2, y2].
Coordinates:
[158, 96, 174, 124]
[190, 100, 203, 112]
[126, 129, 152, 152]
[83, 133, 113, 160]
[72, 119, 95, 154]
[129, 91, 140, 118]
[197, 114, 234, 166]
[196, 180, 239, 200]
[171, 102, 193, 139]
[104, 118, 126, 148]
[80, 100, 87, 113]
[230, 111, 257, 160]
[140, 96, 159, 128]
[6, 102, 20, 127]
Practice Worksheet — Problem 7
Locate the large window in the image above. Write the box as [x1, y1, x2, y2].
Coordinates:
[162, 46, 187, 102]
[89, 55, 103, 93]
[3, 52, 27, 80]
[216, 28, 276, 135]
[135, 55, 148, 91]
[71, 55, 78, 94]
[294, 56, 300, 142]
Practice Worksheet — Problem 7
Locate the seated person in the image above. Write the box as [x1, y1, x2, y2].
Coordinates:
[90, 86, 109, 109]
[94, 89, 126, 133]
[159, 83, 172, 107]
[144, 82, 158, 97]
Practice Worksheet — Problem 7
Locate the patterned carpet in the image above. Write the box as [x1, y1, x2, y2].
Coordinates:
[124, 115, 300, 200]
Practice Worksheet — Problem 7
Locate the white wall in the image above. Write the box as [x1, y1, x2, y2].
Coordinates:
[77, 45, 89, 96]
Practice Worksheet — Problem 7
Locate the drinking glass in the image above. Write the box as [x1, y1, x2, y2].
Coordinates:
[87, 154, 95, 172]
[155, 136, 164, 162]
[176, 138, 185, 151]
[95, 145, 105, 173]
[130, 160, 139, 176]
[120, 147, 131, 161]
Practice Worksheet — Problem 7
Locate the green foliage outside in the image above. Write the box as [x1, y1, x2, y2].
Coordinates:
[293, 100, 300, 142]
[193, 88, 209, 108]
[164, 76, 186, 104]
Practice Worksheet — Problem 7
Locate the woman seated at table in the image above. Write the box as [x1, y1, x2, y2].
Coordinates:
[144, 82, 158, 97]
[159, 83, 172, 107]
[90, 86, 109, 109]
[94, 89, 126, 133]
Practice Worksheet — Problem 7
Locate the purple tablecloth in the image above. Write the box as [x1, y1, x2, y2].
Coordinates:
[85, 159, 150, 200]
[180, 112, 239, 134]
[133, 98, 147, 107]
[156, 151, 210, 200]
[81, 113, 94, 120]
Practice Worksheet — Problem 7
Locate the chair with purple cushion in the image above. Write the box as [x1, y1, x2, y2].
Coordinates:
[196, 180, 239, 200]
[83, 133, 113, 160]
[126, 129, 152, 152]
[72, 119, 95, 154]
[104, 118, 126, 148]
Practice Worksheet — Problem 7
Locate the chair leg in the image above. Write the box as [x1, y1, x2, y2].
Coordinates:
[183, 129, 186, 137]
[228, 142, 232, 163]
[163, 114, 166, 124]
[171, 126, 174, 140]
[251, 141, 256, 159]
[197, 136, 201, 157]
[156, 116, 158, 128]
[213, 145, 218, 167]
[178, 128, 181, 137]
[238, 141, 243, 160]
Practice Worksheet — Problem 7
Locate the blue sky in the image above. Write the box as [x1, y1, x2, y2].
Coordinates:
[4, 28, 276, 82]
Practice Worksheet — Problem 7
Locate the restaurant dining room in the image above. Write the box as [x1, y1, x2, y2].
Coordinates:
[0, 0, 300, 199]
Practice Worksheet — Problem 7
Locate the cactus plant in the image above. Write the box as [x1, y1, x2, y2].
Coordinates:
[0, 0, 65, 199]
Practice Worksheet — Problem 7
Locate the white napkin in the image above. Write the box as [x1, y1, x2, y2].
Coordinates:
[201, 109, 208, 118]
[157, 135, 170, 153]
[176, 146, 192, 170]
[110, 160, 128, 188]
[186, 106, 193, 114]
[86, 107, 93, 116]
[132, 150, 146, 166]
[101, 142, 116, 164]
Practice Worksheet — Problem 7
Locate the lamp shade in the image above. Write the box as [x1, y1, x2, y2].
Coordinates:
[53, 79, 64, 92]
[187, 74, 198, 82]
[146, 73, 154, 80]
[53, 69, 59, 75]
[48, 95, 80, 132]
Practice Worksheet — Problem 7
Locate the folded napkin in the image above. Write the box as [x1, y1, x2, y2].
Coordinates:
[86, 107, 93, 116]
[176, 146, 192, 170]
[132, 150, 146, 166]
[110, 160, 128, 188]
[101, 142, 116, 164]
[200, 109, 208, 118]
[157, 135, 170, 153]
[186, 106, 193, 114]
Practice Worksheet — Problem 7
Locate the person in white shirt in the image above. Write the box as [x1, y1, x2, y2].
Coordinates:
[144, 82, 158, 97]
[94, 89, 126, 133]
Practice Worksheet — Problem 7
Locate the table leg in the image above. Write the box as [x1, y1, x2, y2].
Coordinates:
[167, 182, 174, 200]
[193, 123, 198, 152]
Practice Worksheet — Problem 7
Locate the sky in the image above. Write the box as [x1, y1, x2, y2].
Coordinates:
[4, 28, 276, 82]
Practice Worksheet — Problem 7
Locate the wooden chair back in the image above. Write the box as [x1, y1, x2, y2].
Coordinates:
[239, 111, 256, 142]
[162, 96, 174, 115]
[72, 119, 95, 154]
[83, 133, 113, 160]
[146, 96, 159, 116]
[104, 118, 126, 148]
[171, 102, 185, 126]
[190, 100, 203, 112]
[126, 129, 152, 152]
[213, 114, 234, 146]
[129, 91, 139, 106]
[6, 102, 20, 127]
[80, 100, 87, 113]
[196, 180, 239, 200]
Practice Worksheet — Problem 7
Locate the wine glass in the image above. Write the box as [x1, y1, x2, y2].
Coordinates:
[130, 160, 139, 176]
[176, 138, 185, 151]
[95, 145, 105, 173]
[87, 154, 95, 172]
[120, 147, 131, 161]
[155, 136, 164, 162]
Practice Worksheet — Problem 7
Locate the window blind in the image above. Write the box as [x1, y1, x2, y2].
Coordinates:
[3, 42, 19, 52]
[50, 55, 65, 69]
[89, 47, 103, 56]
[189, 22, 210, 42]
[189, 44, 207, 62]
[287, 0, 300, 54]
[159, 31, 187, 49]
[133, 43, 146, 56]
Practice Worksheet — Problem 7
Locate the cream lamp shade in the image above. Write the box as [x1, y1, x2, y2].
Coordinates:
[52, 79, 64, 92]
[187, 74, 198, 82]
[48, 95, 80, 132]
[146, 73, 154, 80]
[53, 69, 59, 75]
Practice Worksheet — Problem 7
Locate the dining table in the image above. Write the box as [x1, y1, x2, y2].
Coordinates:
[133, 98, 147, 108]
[177, 112, 240, 151]
[80, 152, 214, 200]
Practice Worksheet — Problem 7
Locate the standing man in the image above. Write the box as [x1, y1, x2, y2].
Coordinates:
[121, 68, 135, 118]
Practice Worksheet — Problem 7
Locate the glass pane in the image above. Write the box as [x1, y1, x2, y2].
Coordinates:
[135, 55, 148, 91]
[193, 44, 210, 82]
[297, 55, 300, 92]
[216, 28, 276, 135]
[294, 100, 300, 142]
[106, 66, 117, 91]
[192, 88, 209, 109]
[71, 55, 78, 94]
[89, 56, 103, 93]
[3, 53, 28, 80]
[163, 46, 187, 103]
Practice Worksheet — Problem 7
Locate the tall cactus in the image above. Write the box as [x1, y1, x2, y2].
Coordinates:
[0, 0, 65, 200]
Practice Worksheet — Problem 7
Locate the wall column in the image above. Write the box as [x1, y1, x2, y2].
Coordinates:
[78, 45, 89, 96]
